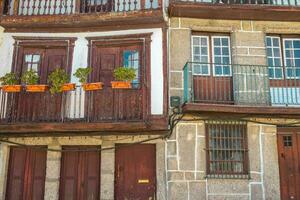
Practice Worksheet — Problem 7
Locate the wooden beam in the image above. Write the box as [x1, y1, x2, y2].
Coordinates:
[0, 117, 169, 135]
[183, 103, 300, 118]
[0, 10, 165, 32]
[169, 2, 300, 22]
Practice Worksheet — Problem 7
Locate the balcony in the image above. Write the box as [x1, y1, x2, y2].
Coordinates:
[0, 0, 163, 31]
[0, 85, 168, 136]
[183, 62, 300, 117]
[169, 0, 300, 21]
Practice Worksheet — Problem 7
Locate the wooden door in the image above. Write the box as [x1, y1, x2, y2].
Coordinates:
[277, 132, 300, 200]
[88, 45, 144, 122]
[6, 146, 47, 200]
[115, 144, 156, 200]
[12, 47, 67, 122]
[59, 146, 100, 200]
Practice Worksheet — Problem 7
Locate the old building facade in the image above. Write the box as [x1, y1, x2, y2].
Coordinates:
[168, 4, 300, 200]
[0, 0, 300, 200]
[0, 1, 168, 199]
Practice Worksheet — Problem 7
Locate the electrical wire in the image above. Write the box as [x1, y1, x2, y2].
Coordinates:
[0, 109, 299, 152]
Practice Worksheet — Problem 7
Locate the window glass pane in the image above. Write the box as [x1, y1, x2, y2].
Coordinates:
[192, 36, 209, 75]
[215, 65, 222, 75]
[294, 40, 300, 48]
[295, 50, 300, 58]
[275, 69, 282, 78]
[213, 37, 231, 76]
[221, 38, 229, 46]
[123, 50, 139, 86]
[193, 37, 200, 45]
[32, 55, 40, 63]
[266, 37, 272, 46]
[25, 55, 33, 62]
[223, 66, 230, 75]
[214, 47, 221, 56]
[269, 68, 274, 78]
[266, 37, 283, 79]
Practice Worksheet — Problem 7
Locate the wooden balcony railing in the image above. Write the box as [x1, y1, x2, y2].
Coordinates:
[183, 62, 300, 106]
[174, 0, 300, 6]
[0, 85, 145, 124]
[2, 0, 160, 16]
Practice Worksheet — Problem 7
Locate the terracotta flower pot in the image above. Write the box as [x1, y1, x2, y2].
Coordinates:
[26, 85, 48, 92]
[61, 83, 76, 92]
[82, 82, 103, 91]
[111, 81, 132, 89]
[2, 85, 22, 92]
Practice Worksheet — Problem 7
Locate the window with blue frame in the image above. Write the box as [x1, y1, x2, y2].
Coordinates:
[123, 50, 140, 88]
[192, 35, 231, 76]
[284, 39, 300, 79]
[266, 36, 283, 79]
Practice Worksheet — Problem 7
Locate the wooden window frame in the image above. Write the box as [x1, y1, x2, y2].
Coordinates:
[205, 121, 249, 179]
[191, 32, 232, 77]
[11, 37, 76, 78]
[86, 34, 152, 119]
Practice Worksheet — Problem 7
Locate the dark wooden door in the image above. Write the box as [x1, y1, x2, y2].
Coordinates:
[6, 146, 47, 200]
[12, 47, 67, 122]
[115, 144, 156, 200]
[277, 132, 300, 200]
[87, 45, 144, 122]
[59, 146, 100, 200]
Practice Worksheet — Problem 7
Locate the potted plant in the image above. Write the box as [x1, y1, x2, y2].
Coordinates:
[48, 68, 75, 94]
[73, 67, 103, 91]
[0, 72, 22, 92]
[111, 67, 136, 89]
[21, 70, 48, 92]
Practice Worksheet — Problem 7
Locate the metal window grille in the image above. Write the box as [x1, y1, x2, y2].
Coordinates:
[205, 120, 250, 179]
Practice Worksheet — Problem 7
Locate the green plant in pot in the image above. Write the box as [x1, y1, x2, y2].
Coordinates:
[48, 68, 74, 94]
[73, 67, 103, 91]
[111, 67, 136, 89]
[21, 70, 48, 92]
[0, 72, 21, 92]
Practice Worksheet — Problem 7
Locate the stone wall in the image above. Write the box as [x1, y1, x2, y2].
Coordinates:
[166, 121, 280, 200]
[169, 18, 300, 105]
[0, 135, 167, 200]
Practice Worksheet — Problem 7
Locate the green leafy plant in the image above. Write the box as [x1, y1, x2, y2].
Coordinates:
[73, 67, 92, 84]
[48, 68, 70, 94]
[21, 70, 39, 85]
[113, 67, 136, 81]
[0, 72, 19, 85]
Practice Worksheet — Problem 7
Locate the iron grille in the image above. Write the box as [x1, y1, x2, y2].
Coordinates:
[205, 120, 250, 179]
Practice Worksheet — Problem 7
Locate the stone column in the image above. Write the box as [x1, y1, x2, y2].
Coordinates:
[100, 141, 115, 200]
[261, 125, 280, 200]
[231, 31, 270, 106]
[44, 146, 61, 200]
[0, 143, 9, 200]
[169, 27, 191, 102]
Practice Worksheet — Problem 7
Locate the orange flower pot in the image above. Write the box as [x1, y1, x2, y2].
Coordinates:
[2, 85, 22, 92]
[82, 82, 103, 91]
[61, 83, 76, 92]
[26, 85, 48, 92]
[111, 81, 132, 89]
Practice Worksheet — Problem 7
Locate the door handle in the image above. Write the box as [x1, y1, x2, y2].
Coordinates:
[117, 165, 120, 178]
[281, 153, 285, 159]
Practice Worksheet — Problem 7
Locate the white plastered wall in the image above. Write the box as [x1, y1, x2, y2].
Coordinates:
[0, 28, 164, 115]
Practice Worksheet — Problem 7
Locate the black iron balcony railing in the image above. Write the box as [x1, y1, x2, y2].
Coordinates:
[2, 0, 161, 16]
[175, 0, 300, 6]
[183, 62, 300, 106]
[0, 85, 144, 123]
